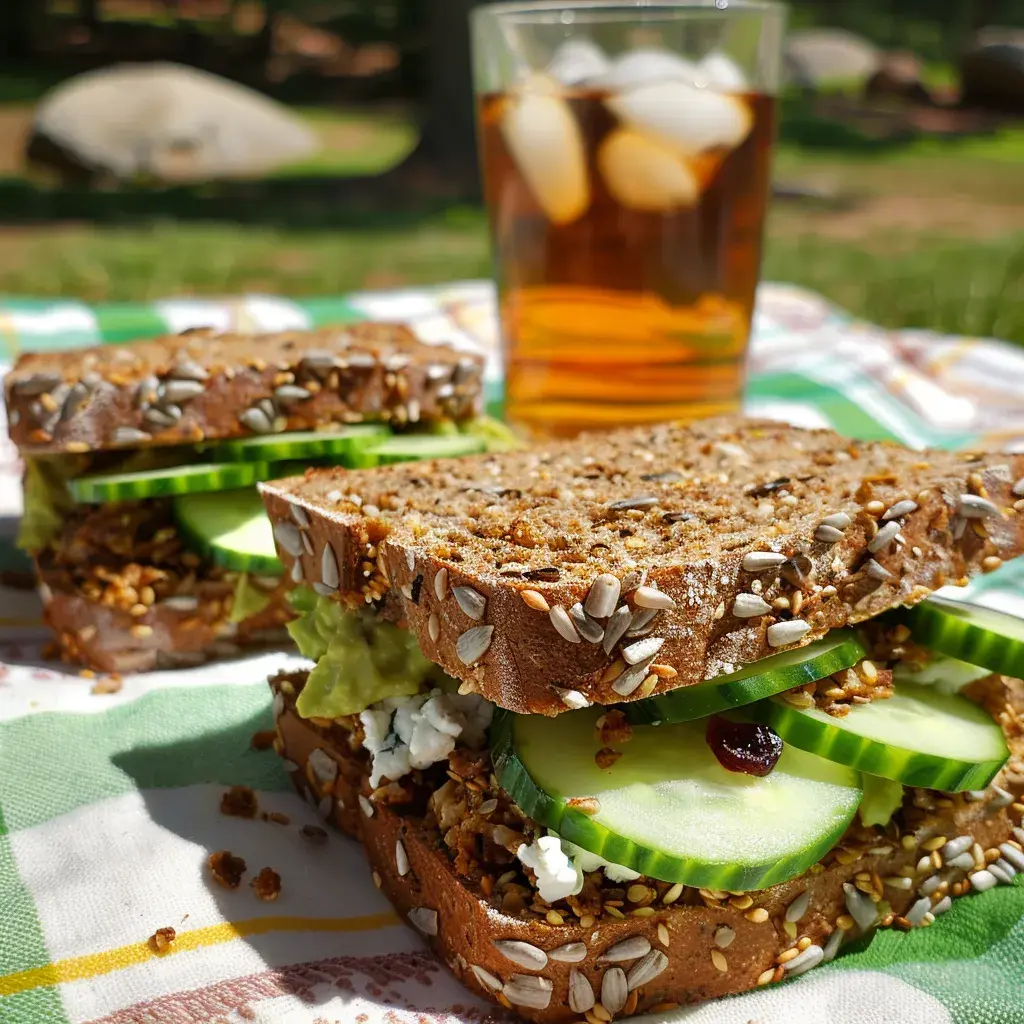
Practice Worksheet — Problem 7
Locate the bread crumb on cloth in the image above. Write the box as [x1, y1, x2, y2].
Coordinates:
[208, 850, 247, 889]
[252, 867, 282, 902]
[219, 785, 258, 819]
[148, 927, 176, 954]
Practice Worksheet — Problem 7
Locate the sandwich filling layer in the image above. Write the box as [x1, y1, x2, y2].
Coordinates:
[21, 419, 515, 671]
[283, 590, 1022, 918]
[271, 663, 1023, 922]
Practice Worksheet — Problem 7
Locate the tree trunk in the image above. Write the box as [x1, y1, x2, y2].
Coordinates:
[253, 0, 281, 66]
[969, 0, 998, 33]
[81, 0, 101, 30]
[419, 0, 484, 189]
[387, 0, 493, 198]
[325, 0, 492, 205]
[0, 0, 35, 60]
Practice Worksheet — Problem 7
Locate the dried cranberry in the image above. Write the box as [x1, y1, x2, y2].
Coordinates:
[705, 716, 783, 777]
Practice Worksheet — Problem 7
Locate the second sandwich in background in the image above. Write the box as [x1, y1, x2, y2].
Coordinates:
[4, 323, 512, 673]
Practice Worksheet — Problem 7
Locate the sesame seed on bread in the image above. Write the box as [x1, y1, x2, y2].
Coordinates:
[260, 416, 1024, 715]
[6, 323, 484, 454]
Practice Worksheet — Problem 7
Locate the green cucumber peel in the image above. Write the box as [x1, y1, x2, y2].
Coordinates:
[903, 596, 1024, 679]
[71, 461, 270, 504]
[210, 424, 390, 463]
[749, 681, 1008, 792]
[627, 630, 866, 725]
[492, 707, 863, 891]
[347, 433, 488, 468]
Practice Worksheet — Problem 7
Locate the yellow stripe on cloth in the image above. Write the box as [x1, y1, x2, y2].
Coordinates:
[0, 911, 399, 996]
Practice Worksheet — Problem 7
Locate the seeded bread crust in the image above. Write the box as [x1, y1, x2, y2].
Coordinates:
[273, 671, 1024, 1023]
[260, 417, 1024, 715]
[6, 323, 484, 454]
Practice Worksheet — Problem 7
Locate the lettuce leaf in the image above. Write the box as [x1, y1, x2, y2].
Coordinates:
[18, 456, 81, 553]
[860, 774, 905, 827]
[228, 574, 273, 624]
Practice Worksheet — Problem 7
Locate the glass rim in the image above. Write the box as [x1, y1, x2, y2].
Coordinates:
[475, 1, 784, 23]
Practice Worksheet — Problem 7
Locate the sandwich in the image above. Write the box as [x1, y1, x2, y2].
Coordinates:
[3, 323, 507, 673]
[259, 416, 1024, 1021]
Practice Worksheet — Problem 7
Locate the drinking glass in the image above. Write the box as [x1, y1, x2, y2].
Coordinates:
[471, 1, 786, 437]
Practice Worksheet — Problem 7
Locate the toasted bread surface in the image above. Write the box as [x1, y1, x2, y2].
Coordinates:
[7, 322, 483, 453]
[262, 417, 1024, 714]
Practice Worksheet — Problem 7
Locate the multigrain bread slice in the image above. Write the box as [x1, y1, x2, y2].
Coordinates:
[6, 322, 484, 454]
[38, 560, 293, 673]
[271, 670, 1024, 1023]
[8, 323, 484, 672]
[260, 417, 1024, 715]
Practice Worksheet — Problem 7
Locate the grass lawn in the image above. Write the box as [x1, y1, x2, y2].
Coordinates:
[0, 99, 1020, 344]
[274, 106, 417, 177]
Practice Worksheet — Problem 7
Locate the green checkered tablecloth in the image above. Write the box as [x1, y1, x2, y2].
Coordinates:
[1, 282, 1023, 1024]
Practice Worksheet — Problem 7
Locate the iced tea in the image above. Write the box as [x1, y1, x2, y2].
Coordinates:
[479, 77, 777, 438]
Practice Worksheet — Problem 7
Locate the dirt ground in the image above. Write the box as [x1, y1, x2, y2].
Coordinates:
[0, 107, 32, 176]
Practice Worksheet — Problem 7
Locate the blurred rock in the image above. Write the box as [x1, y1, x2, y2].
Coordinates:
[961, 31, 1024, 113]
[26, 63, 319, 186]
[785, 29, 881, 88]
[864, 51, 933, 105]
[973, 26, 1024, 48]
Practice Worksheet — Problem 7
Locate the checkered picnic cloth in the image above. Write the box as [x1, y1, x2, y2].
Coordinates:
[1, 282, 1023, 1024]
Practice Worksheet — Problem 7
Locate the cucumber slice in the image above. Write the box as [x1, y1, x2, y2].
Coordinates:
[211, 425, 390, 464]
[347, 433, 487, 468]
[749, 682, 1008, 792]
[173, 488, 281, 573]
[70, 461, 270, 504]
[903, 596, 1024, 679]
[627, 631, 866, 725]
[892, 652, 991, 696]
[492, 707, 863, 891]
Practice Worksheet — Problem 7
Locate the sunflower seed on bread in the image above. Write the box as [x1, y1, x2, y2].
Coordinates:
[6, 323, 484, 454]
[259, 417, 1024, 715]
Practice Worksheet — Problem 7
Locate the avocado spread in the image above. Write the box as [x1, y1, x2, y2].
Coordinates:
[459, 414, 523, 453]
[288, 589, 452, 718]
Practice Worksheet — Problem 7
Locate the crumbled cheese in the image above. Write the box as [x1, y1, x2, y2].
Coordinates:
[601, 861, 643, 884]
[558, 835, 641, 883]
[359, 689, 494, 788]
[517, 836, 583, 903]
[360, 708, 391, 750]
